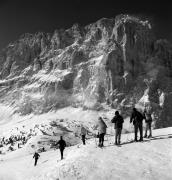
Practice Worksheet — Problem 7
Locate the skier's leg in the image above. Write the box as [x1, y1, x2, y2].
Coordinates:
[81, 135, 85, 145]
[101, 133, 105, 146]
[34, 158, 37, 166]
[61, 149, 64, 159]
[60, 148, 63, 160]
[116, 128, 119, 144]
[148, 122, 152, 138]
[81, 135, 83, 144]
[139, 123, 143, 141]
[144, 123, 148, 138]
[134, 125, 138, 141]
[118, 128, 122, 144]
[98, 134, 101, 146]
[99, 133, 103, 147]
[115, 129, 118, 145]
[83, 135, 86, 145]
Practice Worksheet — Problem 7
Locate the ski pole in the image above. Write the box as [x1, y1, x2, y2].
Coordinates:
[94, 130, 97, 147]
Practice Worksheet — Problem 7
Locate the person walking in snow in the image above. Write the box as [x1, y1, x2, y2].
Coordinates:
[111, 111, 124, 145]
[9, 137, 13, 145]
[80, 125, 87, 145]
[95, 117, 107, 147]
[143, 106, 152, 138]
[130, 108, 144, 142]
[33, 152, 40, 166]
[56, 136, 66, 160]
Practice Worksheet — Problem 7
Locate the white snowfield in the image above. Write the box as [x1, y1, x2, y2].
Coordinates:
[0, 127, 172, 180]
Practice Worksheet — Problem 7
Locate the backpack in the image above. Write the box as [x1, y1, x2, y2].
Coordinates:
[133, 111, 144, 124]
[144, 110, 152, 122]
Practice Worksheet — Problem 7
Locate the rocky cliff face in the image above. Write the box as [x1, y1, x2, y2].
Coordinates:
[0, 14, 172, 128]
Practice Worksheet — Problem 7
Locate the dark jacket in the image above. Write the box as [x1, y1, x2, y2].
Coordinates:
[111, 114, 124, 129]
[33, 152, 40, 159]
[57, 139, 66, 149]
[130, 110, 144, 125]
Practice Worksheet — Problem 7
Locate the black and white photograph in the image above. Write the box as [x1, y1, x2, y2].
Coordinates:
[0, 0, 172, 179]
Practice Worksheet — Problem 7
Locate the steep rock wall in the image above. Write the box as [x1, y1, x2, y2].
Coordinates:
[0, 15, 172, 128]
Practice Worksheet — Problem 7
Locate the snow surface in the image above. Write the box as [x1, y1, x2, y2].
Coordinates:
[0, 126, 172, 180]
[90, 55, 104, 66]
[0, 104, 172, 180]
[32, 69, 71, 83]
[0, 123, 172, 180]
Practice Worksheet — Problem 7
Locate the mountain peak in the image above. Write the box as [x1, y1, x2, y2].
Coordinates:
[0, 14, 171, 128]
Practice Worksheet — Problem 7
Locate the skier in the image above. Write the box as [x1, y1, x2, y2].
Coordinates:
[56, 136, 66, 160]
[80, 125, 87, 145]
[95, 117, 107, 147]
[2, 137, 5, 144]
[130, 108, 144, 142]
[9, 137, 13, 145]
[111, 111, 124, 145]
[22, 136, 26, 144]
[33, 152, 40, 166]
[143, 106, 152, 138]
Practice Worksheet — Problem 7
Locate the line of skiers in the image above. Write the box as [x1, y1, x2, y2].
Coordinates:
[33, 135, 66, 166]
[80, 107, 152, 147]
[33, 106, 152, 166]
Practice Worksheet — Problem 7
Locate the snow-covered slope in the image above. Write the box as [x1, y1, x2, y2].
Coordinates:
[0, 14, 172, 180]
[0, 127, 172, 180]
[0, 106, 132, 154]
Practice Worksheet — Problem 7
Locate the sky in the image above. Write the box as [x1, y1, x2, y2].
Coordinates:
[0, 0, 171, 50]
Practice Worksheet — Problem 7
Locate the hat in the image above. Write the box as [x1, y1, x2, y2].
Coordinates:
[115, 111, 119, 115]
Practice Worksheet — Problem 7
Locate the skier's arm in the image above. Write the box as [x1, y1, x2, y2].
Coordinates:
[143, 110, 146, 119]
[56, 141, 59, 145]
[102, 120, 107, 128]
[111, 117, 115, 123]
[122, 117, 124, 123]
[150, 114, 153, 122]
[130, 113, 133, 123]
[111, 116, 117, 123]
[55, 141, 59, 149]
